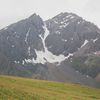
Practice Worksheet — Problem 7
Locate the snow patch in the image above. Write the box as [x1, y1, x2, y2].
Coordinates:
[66, 53, 73, 58]
[62, 39, 67, 42]
[32, 50, 73, 64]
[86, 75, 89, 78]
[59, 23, 69, 28]
[53, 20, 58, 24]
[81, 40, 89, 48]
[71, 38, 73, 40]
[61, 19, 68, 24]
[12, 45, 15, 48]
[55, 31, 60, 35]
[65, 15, 72, 19]
[94, 51, 100, 55]
[25, 59, 32, 63]
[14, 61, 20, 64]
[70, 16, 74, 19]
[70, 58, 72, 62]
[78, 21, 81, 24]
[62, 15, 74, 21]
[25, 28, 30, 44]
[93, 38, 98, 43]
[28, 47, 31, 56]
[22, 60, 25, 65]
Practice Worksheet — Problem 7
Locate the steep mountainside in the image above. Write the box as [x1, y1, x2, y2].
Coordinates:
[0, 12, 100, 87]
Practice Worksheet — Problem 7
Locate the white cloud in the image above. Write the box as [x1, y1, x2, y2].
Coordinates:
[0, 0, 100, 29]
[81, 0, 100, 27]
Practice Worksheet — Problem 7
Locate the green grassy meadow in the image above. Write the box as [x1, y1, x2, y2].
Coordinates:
[0, 75, 100, 100]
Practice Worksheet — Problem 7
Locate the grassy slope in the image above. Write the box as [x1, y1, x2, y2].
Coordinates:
[0, 76, 100, 100]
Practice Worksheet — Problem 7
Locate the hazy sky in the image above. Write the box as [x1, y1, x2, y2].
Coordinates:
[0, 0, 100, 29]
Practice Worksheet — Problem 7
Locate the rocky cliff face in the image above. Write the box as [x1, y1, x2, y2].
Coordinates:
[0, 12, 100, 87]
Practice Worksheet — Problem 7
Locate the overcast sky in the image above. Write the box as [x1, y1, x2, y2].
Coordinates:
[0, 0, 100, 29]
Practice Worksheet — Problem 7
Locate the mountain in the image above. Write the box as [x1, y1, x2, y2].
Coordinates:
[0, 12, 100, 87]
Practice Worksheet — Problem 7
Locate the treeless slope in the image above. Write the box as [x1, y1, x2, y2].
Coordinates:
[0, 75, 100, 100]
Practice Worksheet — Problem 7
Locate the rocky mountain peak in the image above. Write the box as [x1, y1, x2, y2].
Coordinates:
[28, 13, 43, 25]
[29, 13, 39, 18]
